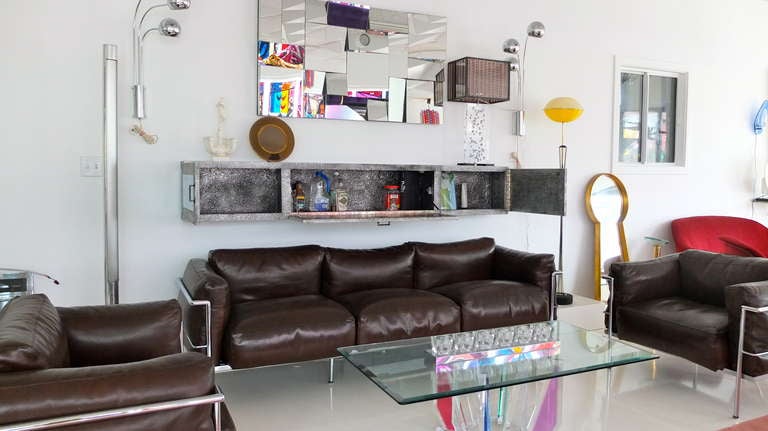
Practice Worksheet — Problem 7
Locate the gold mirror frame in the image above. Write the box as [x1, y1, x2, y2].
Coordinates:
[585, 173, 630, 300]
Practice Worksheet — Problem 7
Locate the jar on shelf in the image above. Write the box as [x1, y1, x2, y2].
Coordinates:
[384, 185, 401, 211]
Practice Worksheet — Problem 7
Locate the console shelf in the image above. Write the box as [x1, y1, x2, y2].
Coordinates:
[181, 161, 565, 225]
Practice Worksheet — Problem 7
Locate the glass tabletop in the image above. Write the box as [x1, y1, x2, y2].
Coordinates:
[337, 320, 657, 405]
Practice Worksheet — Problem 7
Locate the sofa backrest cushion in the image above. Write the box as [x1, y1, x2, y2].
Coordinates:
[323, 245, 414, 297]
[411, 238, 495, 290]
[679, 250, 768, 307]
[0, 294, 69, 372]
[209, 245, 325, 303]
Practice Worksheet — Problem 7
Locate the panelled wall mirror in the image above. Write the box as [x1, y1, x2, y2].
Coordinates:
[258, 0, 447, 124]
[585, 173, 630, 301]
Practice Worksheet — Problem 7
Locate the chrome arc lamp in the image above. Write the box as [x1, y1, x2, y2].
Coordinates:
[132, 0, 190, 120]
[502, 21, 546, 136]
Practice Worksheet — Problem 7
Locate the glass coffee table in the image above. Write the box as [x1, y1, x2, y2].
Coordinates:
[338, 321, 657, 430]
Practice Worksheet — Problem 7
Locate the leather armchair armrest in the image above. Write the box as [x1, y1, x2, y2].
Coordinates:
[493, 246, 555, 292]
[57, 300, 181, 367]
[0, 352, 214, 426]
[725, 281, 768, 377]
[609, 254, 681, 308]
[181, 259, 231, 365]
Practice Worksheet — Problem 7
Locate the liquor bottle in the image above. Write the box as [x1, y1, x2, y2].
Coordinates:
[310, 171, 331, 212]
[293, 182, 306, 212]
[332, 171, 350, 212]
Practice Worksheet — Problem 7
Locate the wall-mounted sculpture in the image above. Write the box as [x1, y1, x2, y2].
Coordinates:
[257, 0, 447, 125]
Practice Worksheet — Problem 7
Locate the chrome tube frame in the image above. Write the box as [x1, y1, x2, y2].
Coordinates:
[177, 278, 212, 358]
[601, 274, 614, 345]
[103, 44, 119, 305]
[550, 271, 562, 320]
[0, 386, 225, 431]
[328, 357, 335, 384]
[732, 304, 768, 418]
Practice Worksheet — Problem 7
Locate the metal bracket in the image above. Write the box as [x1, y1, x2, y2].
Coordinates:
[188, 184, 196, 203]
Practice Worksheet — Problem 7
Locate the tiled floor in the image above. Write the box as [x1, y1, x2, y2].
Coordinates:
[217, 302, 768, 430]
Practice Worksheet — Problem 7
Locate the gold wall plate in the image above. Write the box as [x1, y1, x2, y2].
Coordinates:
[249, 117, 295, 162]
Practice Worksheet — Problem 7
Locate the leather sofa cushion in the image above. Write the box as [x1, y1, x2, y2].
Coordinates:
[679, 250, 768, 307]
[411, 237, 495, 290]
[0, 352, 214, 429]
[618, 297, 729, 371]
[431, 280, 549, 331]
[225, 295, 355, 368]
[0, 294, 68, 372]
[209, 245, 325, 303]
[335, 288, 460, 344]
[57, 300, 181, 367]
[323, 245, 414, 297]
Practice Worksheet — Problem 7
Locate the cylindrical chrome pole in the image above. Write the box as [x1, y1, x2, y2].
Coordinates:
[103, 44, 119, 305]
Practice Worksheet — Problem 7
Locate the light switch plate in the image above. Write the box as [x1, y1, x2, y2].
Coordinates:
[80, 156, 103, 177]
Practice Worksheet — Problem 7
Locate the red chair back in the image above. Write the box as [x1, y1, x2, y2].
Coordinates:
[671, 216, 768, 257]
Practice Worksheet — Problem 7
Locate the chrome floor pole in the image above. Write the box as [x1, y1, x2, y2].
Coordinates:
[103, 44, 119, 305]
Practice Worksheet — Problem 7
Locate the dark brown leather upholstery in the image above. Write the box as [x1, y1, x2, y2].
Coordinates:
[0, 294, 68, 372]
[323, 245, 414, 297]
[725, 281, 768, 376]
[619, 297, 729, 371]
[210, 245, 325, 303]
[610, 250, 768, 376]
[182, 259, 231, 365]
[411, 238, 496, 290]
[431, 281, 549, 331]
[58, 300, 180, 367]
[335, 288, 460, 344]
[226, 295, 355, 368]
[0, 297, 233, 431]
[185, 238, 554, 369]
[0, 352, 213, 428]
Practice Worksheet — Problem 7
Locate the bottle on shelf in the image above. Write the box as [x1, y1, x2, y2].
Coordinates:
[310, 171, 331, 212]
[292, 181, 306, 212]
[332, 171, 350, 212]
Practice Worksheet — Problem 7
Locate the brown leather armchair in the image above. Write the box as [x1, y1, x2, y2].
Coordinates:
[0, 294, 235, 431]
[608, 250, 768, 417]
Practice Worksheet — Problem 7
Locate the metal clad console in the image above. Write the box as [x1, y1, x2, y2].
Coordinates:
[257, 0, 447, 124]
[181, 161, 565, 224]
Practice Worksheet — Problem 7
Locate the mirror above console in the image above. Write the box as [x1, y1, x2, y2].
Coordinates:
[257, 0, 447, 125]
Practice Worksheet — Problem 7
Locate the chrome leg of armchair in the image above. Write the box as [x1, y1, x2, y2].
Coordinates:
[550, 271, 562, 321]
[0, 387, 226, 431]
[329, 357, 335, 384]
[177, 278, 213, 358]
[601, 274, 614, 345]
[733, 305, 768, 419]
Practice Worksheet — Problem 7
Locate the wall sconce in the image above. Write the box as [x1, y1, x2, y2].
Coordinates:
[132, 0, 190, 121]
[755, 100, 768, 135]
[502, 21, 545, 136]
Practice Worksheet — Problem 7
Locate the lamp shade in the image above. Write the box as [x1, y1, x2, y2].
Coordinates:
[544, 97, 583, 123]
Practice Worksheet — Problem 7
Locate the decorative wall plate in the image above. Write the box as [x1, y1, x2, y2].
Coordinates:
[249, 117, 295, 162]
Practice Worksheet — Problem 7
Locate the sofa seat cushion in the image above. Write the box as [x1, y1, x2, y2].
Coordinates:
[618, 297, 729, 371]
[335, 289, 460, 344]
[0, 294, 68, 372]
[430, 280, 549, 331]
[225, 295, 355, 368]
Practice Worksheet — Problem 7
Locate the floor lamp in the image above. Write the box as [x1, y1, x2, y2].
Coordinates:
[544, 97, 583, 305]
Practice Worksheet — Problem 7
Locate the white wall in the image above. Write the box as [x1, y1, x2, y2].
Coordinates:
[1, 0, 767, 306]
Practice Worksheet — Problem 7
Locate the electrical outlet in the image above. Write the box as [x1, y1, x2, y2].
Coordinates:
[80, 156, 103, 177]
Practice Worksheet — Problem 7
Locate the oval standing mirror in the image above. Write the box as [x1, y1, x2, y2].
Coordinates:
[585, 173, 630, 301]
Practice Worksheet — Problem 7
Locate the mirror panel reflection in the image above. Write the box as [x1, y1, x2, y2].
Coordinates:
[585, 174, 630, 301]
[257, 0, 447, 124]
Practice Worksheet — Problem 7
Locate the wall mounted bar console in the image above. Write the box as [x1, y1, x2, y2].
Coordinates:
[181, 161, 565, 224]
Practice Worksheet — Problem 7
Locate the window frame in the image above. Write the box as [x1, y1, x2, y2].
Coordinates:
[612, 56, 689, 174]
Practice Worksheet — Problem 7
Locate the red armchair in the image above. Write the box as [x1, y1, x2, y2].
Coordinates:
[671, 216, 768, 257]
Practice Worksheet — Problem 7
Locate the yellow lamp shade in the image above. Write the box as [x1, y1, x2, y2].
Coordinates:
[544, 97, 584, 123]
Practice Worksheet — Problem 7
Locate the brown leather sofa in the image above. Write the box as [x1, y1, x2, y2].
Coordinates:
[180, 237, 556, 369]
[0, 294, 235, 431]
[609, 250, 768, 377]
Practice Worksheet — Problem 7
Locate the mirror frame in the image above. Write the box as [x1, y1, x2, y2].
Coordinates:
[585, 173, 630, 300]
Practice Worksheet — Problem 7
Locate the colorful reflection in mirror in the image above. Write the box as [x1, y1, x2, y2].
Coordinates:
[257, 0, 447, 125]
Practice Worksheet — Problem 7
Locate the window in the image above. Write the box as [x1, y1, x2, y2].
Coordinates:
[613, 58, 688, 173]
